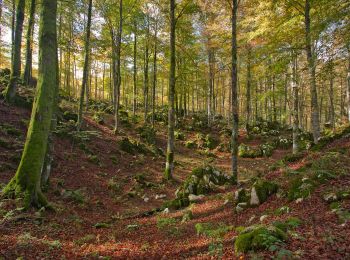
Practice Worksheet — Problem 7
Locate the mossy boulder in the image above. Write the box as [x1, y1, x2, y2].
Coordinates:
[234, 225, 287, 253]
[250, 180, 279, 206]
[165, 166, 232, 210]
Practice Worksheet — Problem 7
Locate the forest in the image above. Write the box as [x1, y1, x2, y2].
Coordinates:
[0, 0, 350, 258]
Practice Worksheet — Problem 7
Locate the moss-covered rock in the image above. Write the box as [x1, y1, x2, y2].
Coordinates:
[164, 166, 232, 210]
[234, 225, 287, 253]
[250, 180, 278, 206]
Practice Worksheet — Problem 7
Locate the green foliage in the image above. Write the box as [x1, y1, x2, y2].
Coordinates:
[87, 154, 100, 165]
[0, 137, 11, 149]
[94, 222, 110, 228]
[174, 130, 185, 140]
[74, 234, 96, 246]
[137, 125, 156, 144]
[62, 189, 87, 204]
[282, 152, 305, 163]
[156, 217, 181, 236]
[0, 123, 22, 136]
[238, 144, 262, 158]
[195, 222, 234, 239]
[92, 111, 104, 125]
[234, 225, 287, 253]
[185, 140, 196, 149]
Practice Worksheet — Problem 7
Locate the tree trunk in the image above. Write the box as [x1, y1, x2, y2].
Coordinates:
[3, 0, 58, 208]
[165, 0, 176, 180]
[4, 0, 25, 102]
[144, 14, 150, 123]
[77, 0, 92, 130]
[246, 46, 251, 132]
[10, 0, 15, 65]
[347, 46, 350, 122]
[152, 19, 158, 128]
[231, 0, 239, 184]
[133, 21, 137, 116]
[292, 53, 299, 154]
[305, 0, 320, 143]
[114, 0, 123, 133]
[23, 0, 36, 86]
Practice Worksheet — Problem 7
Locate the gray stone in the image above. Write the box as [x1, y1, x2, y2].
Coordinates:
[250, 187, 260, 206]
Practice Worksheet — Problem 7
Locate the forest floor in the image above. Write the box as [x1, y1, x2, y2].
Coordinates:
[1, 93, 350, 259]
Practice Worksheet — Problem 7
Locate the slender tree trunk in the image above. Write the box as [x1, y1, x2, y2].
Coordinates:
[329, 63, 335, 128]
[165, 0, 176, 180]
[4, 0, 25, 102]
[231, 0, 238, 184]
[3, 0, 58, 208]
[114, 0, 123, 133]
[152, 19, 158, 128]
[305, 0, 320, 143]
[10, 0, 15, 65]
[246, 46, 251, 132]
[77, 0, 92, 130]
[23, 0, 36, 86]
[292, 53, 299, 154]
[133, 21, 137, 116]
[346, 46, 350, 122]
[144, 14, 150, 123]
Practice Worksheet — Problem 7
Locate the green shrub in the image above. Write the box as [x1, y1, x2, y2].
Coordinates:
[234, 225, 287, 253]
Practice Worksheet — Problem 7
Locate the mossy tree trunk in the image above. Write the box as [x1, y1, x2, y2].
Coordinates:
[3, 0, 58, 208]
[165, 0, 176, 180]
[77, 0, 92, 131]
[23, 0, 36, 86]
[4, 0, 25, 102]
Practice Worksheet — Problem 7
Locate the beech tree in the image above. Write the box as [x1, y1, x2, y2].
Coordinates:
[3, 0, 58, 208]
[4, 0, 25, 102]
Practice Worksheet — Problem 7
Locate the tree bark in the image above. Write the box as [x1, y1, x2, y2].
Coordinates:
[246, 46, 251, 132]
[4, 0, 25, 102]
[231, 0, 239, 184]
[23, 0, 36, 86]
[305, 0, 320, 143]
[165, 0, 176, 180]
[114, 0, 123, 133]
[133, 21, 137, 116]
[77, 0, 92, 130]
[152, 19, 158, 128]
[3, 0, 58, 208]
